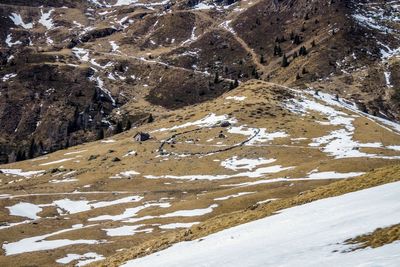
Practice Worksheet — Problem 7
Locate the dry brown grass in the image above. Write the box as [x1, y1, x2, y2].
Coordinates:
[1, 80, 400, 266]
[344, 224, 400, 251]
[92, 165, 400, 267]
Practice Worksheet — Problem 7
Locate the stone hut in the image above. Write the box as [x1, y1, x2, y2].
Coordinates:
[134, 132, 150, 142]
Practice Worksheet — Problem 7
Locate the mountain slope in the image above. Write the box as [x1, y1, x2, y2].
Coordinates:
[1, 0, 400, 163]
[120, 181, 400, 267]
[1, 80, 400, 266]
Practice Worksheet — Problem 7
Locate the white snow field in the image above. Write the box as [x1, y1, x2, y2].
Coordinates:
[122, 182, 400, 267]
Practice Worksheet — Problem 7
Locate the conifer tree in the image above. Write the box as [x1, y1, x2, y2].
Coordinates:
[281, 54, 289, 67]
[293, 35, 301, 45]
[125, 120, 132, 131]
[299, 46, 307, 56]
[147, 114, 154, 123]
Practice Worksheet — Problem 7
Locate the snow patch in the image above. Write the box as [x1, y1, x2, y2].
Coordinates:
[122, 182, 400, 267]
[9, 13, 33, 29]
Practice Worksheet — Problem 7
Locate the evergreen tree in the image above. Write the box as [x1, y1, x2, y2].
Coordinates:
[260, 54, 265, 64]
[28, 139, 36, 159]
[274, 44, 282, 56]
[125, 120, 132, 131]
[147, 114, 154, 123]
[299, 46, 307, 56]
[252, 67, 260, 79]
[293, 35, 301, 45]
[281, 54, 289, 67]
[233, 79, 239, 88]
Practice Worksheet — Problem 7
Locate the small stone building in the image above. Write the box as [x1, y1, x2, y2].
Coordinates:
[134, 132, 150, 142]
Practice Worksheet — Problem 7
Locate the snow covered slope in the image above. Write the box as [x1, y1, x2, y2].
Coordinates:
[122, 181, 400, 267]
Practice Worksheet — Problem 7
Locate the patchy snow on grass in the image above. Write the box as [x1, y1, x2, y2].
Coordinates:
[90, 59, 113, 69]
[89, 202, 170, 222]
[384, 71, 393, 88]
[222, 171, 364, 187]
[160, 204, 218, 218]
[64, 150, 87, 155]
[89, 75, 116, 106]
[220, 20, 235, 34]
[181, 26, 197, 46]
[50, 177, 78, 183]
[154, 113, 237, 132]
[145, 164, 293, 181]
[54, 195, 143, 215]
[3, 224, 100, 255]
[100, 139, 116, 143]
[110, 170, 140, 179]
[2, 73, 17, 82]
[110, 40, 120, 52]
[388, 145, 400, 151]
[159, 222, 199, 229]
[228, 126, 288, 145]
[114, 0, 139, 6]
[103, 224, 153, 237]
[307, 171, 365, 179]
[221, 157, 276, 171]
[193, 2, 215, 10]
[72, 47, 90, 62]
[144, 174, 231, 180]
[256, 198, 278, 205]
[352, 13, 392, 33]
[120, 170, 140, 177]
[5, 33, 22, 47]
[0, 169, 44, 178]
[214, 192, 255, 201]
[225, 96, 246, 101]
[6, 202, 42, 220]
[40, 158, 75, 166]
[56, 252, 105, 266]
[0, 220, 32, 230]
[122, 182, 400, 267]
[9, 13, 33, 29]
[39, 9, 55, 30]
[123, 151, 137, 157]
[311, 90, 400, 134]
[284, 90, 400, 159]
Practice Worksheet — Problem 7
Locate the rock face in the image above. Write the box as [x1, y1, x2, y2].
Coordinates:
[0, 0, 399, 162]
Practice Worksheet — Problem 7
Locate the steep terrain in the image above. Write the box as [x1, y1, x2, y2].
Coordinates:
[1, 0, 400, 163]
[1, 0, 400, 266]
[1, 80, 400, 266]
